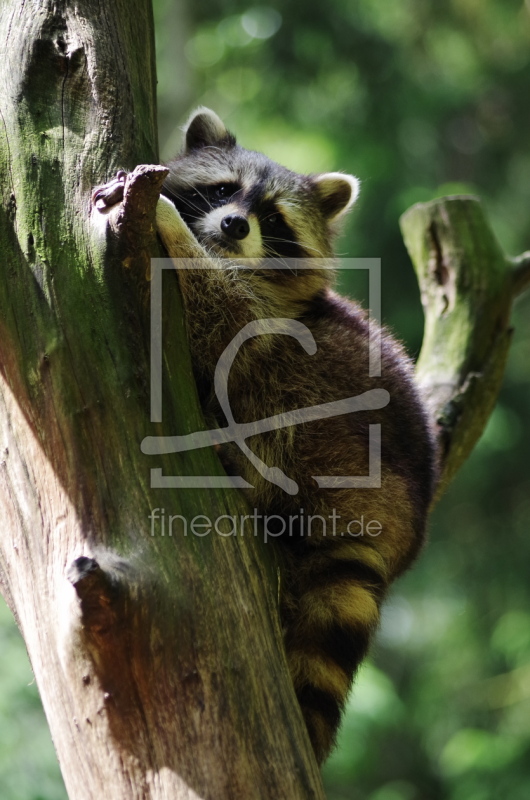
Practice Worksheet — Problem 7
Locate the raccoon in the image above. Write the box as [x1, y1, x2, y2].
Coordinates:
[96, 108, 436, 764]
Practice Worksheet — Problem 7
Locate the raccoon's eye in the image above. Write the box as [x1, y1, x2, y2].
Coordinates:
[262, 212, 282, 231]
[210, 182, 240, 203]
[215, 185, 231, 198]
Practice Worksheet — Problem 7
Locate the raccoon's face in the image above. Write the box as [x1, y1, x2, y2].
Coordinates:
[162, 108, 360, 262]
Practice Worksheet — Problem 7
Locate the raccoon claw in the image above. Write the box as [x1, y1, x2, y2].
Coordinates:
[92, 171, 127, 210]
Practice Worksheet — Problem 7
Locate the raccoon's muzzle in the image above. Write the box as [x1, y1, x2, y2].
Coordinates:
[220, 214, 250, 241]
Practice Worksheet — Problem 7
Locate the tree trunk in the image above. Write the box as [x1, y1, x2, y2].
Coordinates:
[1, 2, 529, 799]
[0, 2, 324, 798]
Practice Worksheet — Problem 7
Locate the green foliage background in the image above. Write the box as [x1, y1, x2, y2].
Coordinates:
[1, 1, 530, 798]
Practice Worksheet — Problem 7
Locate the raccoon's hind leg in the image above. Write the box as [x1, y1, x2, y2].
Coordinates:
[281, 539, 387, 764]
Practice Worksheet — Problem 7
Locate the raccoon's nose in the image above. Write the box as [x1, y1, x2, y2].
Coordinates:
[220, 215, 250, 240]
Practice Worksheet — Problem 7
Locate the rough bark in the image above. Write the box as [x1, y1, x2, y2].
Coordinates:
[0, 2, 324, 799]
[1, 0, 529, 797]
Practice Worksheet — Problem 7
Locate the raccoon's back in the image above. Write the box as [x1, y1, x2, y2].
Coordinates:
[219, 286, 435, 534]
[210, 287, 435, 762]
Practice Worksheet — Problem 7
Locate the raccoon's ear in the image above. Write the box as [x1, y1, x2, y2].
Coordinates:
[183, 107, 236, 151]
[313, 172, 360, 220]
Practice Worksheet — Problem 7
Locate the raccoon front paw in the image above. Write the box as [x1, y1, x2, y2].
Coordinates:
[92, 170, 127, 210]
[156, 195, 207, 258]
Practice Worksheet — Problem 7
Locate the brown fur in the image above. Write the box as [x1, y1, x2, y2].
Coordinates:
[101, 108, 436, 764]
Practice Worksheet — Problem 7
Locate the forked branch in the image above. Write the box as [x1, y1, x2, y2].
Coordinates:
[400, 196, 529, 505]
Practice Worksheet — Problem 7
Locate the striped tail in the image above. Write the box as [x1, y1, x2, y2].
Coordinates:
[282, 540, 387, 763]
